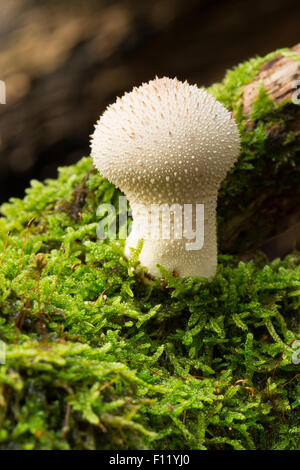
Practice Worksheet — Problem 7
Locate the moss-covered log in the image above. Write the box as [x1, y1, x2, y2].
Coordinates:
[0, 45, 299, 450]
[213, 43, 300, 257]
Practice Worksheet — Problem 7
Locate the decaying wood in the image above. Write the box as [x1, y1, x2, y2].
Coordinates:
[243, 43, 300, 133]
[243, 43, 300, 118]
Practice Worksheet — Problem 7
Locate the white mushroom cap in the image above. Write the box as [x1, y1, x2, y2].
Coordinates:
[91, 77, 240, 278]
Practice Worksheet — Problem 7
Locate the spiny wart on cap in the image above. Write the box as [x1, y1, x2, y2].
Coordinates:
[91, 77, 240, 279]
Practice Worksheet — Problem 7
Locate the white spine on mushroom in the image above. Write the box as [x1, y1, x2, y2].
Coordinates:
[91, 77, 240, 279]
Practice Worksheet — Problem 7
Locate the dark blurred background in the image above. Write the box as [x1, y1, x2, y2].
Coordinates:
[0, 0, 300, 203]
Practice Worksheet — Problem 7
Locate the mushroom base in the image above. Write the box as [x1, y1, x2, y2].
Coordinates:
[125, 196, 218, 279]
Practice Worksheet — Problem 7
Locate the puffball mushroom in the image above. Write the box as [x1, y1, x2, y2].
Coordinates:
[91, 77, 240, 279]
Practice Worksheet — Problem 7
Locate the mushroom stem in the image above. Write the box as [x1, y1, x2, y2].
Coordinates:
[125, 192, 217, 279]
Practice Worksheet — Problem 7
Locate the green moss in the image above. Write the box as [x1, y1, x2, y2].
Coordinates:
[0, 157, 299, 450]
[249, 85, 277, 122]
[281, 50, 300, 62]
[0, 47, 300, 450]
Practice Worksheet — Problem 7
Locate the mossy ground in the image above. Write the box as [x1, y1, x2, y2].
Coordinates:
[0, 48, 299, 450]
